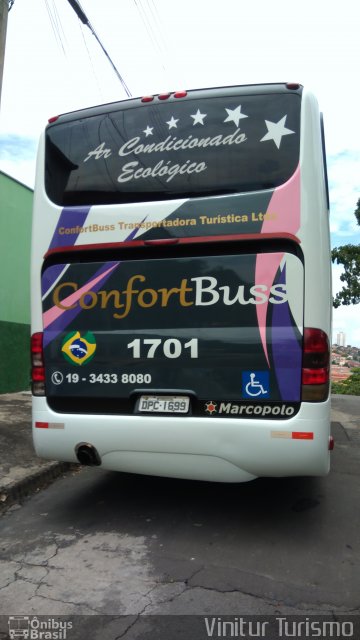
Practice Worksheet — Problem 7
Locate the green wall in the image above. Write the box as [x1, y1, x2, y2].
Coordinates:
[0, 172, 33, 392]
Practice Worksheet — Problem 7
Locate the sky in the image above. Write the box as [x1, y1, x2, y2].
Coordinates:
[1, 0, 360, 346]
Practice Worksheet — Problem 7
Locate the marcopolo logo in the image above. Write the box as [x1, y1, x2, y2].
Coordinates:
[52, 274, 288, 321]
[8, 616, 72, 640]
[204, 401, 296, 418]
[61, 331, 96, 366]
[205, 400, 218, 415]
[219, 402, 296, 418]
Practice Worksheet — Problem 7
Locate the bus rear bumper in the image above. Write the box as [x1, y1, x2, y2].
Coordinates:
[32, 398, 331, 483]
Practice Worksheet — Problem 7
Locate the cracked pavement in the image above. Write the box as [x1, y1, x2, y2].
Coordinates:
[1, 431, 359, 622]
[0, 395, 359, 639]
[0, 527, 306, 616]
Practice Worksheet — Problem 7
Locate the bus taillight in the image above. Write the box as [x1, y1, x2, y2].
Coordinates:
[31, 332, 45, 396]
[302, 328, 330, 402]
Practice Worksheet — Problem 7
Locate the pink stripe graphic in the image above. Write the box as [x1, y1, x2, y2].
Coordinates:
[255, 165, 300, 365]
[43, 263, 118, 329]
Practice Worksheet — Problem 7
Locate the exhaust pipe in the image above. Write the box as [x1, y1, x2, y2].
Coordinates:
[75, 443, 101, 466]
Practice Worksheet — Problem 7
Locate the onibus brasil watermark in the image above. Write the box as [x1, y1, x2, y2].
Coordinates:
[8, 616, 72, 639]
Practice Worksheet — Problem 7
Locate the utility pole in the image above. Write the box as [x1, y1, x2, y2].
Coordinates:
[0, 0, 8, 109]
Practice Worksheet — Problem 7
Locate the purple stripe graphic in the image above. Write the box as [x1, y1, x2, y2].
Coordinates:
[271, 265, 302, 401]
[43, 224, 144, 347]
[43, 262, 119, 348]
[42, 206, 91, 297]
[49, 206, 91, 251]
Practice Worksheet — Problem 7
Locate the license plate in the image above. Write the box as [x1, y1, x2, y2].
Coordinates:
[138, 395, 190, 414]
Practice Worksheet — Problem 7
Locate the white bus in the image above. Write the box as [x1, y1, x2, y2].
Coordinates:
[31, 83, 332, 483]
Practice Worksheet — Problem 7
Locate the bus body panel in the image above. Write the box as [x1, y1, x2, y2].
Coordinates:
[31, 83, 332, 482]
[298, 90, 332, 336]
[41, 249, 304, 411]
[32, 396, 330, 483]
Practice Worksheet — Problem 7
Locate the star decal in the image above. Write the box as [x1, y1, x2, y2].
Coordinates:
[260, 115, 295, 149]
[224, 105, 248, 127]
[143, 126, 153, 137]
[190, 109, 207, 125]
[166, 116, 179, 129]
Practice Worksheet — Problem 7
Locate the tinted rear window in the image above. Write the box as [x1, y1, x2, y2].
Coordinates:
[45, 89, 301, 206]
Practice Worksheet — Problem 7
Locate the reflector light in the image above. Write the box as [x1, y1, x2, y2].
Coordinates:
[174, 91, 187, 98]
[48, 115, 60, 123]
[158, 93, 171, 100]
[329, 436, 335, 451]
[141, 96, 154, 102]
[292, 431, 314, 440]
[286, 82, 300, 90]
[36, 422, 49, 429]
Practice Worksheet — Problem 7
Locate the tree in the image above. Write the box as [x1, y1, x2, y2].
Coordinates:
[332, 368, 360, 395]
[356, 198, 360, 226]
[332, 198, 360, 308]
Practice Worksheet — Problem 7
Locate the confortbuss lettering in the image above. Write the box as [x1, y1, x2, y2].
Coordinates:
[52, 275, 287, 320]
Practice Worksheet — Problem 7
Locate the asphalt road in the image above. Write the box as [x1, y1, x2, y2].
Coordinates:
[0, 396, 359, 639]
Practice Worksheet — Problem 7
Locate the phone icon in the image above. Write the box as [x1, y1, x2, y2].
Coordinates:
[51, 371, 63, 385]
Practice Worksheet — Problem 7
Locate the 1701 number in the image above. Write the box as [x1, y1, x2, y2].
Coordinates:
[127, 338, 198, 359]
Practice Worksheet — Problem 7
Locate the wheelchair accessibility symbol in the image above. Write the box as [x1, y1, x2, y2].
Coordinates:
[242, 371, 270, 399]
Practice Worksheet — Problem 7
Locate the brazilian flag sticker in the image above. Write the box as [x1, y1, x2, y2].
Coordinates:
[61, 331, 97, 366]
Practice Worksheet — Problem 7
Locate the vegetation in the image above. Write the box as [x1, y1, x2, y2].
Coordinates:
[331, 368, 360, 395]
[331, 198, 360, 395]
[332, 198, 360, 308]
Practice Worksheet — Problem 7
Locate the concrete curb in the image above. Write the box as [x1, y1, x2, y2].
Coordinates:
[0, 462, 76, 512]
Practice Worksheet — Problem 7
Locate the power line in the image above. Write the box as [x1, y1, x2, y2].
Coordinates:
[133, 0, 167, 73]
[45, 0, 67, 55]
[146, 0, 168, 55]
[77, 17, 103, 99]
[66, 0, 131, 97]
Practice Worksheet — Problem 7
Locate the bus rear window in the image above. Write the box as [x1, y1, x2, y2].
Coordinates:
[45, 89, 301, 206]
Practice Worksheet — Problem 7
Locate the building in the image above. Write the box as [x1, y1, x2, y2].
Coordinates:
[336, 331, 346, 347]
[0, 171, 33, 392]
